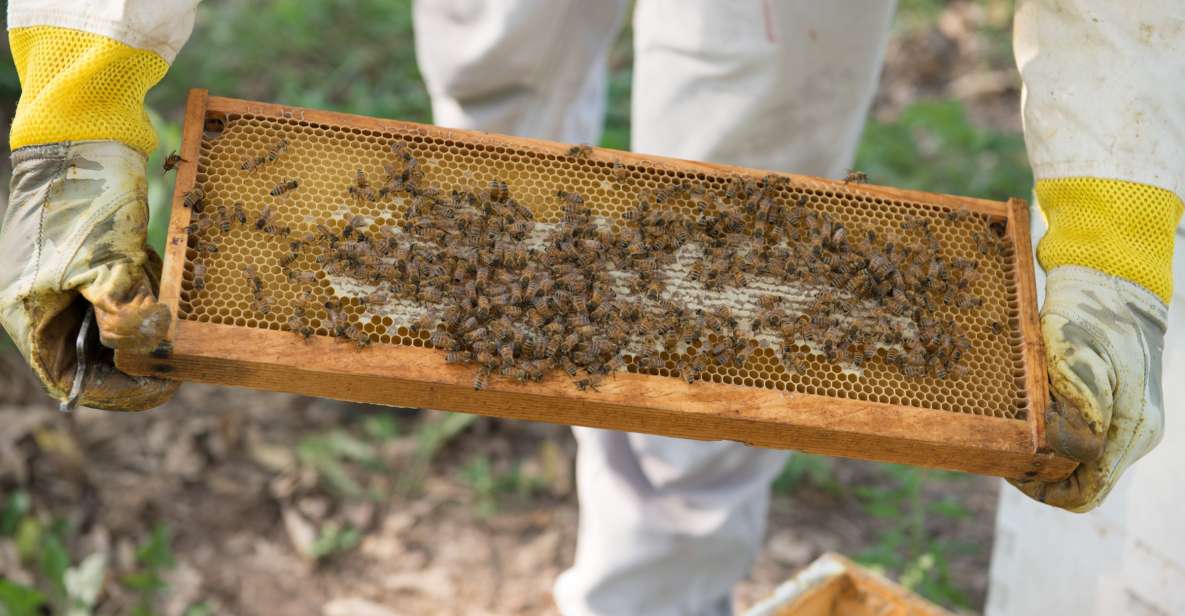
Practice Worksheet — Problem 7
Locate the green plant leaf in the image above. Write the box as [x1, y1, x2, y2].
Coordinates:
[183, 602, 215, 616]
[298, 434, 366, 498]
[360, 414, 401, 441]
[0, 491, 30, 537]
[928, 498, 970, 519]
[38, 533, 71, 596]
[136, 525, 176, 571]
[414, 413, 478, 464]
[120, 571, 167, 594]
[14, 517, 41, 563]
[0, 579, 47, 616]
[309, 522, 362, 559]
[855, 100, 1032, 202]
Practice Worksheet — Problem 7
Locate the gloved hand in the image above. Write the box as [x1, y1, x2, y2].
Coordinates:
[1010, 266, 1166, 512]
[1007, 178, 1180, 512]
[0, 140, 178, 411]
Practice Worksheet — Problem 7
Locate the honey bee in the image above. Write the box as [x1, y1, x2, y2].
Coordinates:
[216, 206, 233, 233]
[192, 262, 207, 291]
[901, 363, 925, 379]
[783, 354, 809, 375]
[446, 350, 472, 364]
[279, 250, 300, 269]
[525, 361, 548, 382]
[183, 187, 205, 210]
[267, 138, 289, 162]
[345, 325, 371, 349]
[473, 368, 490, 390]
[270, 179, 300, 197]
[163, 151, 185, 172]
[902, 216, 930, 233]
[945, 207, 971, 223]
[956, 295, 983, 309]
[429, 330, 456, 349]
[243, 264, 264, 294]
[343, 215, 372, 238]
[868, 254, 894, 280]
[252, 295, 273, 315]
[233, 202, 247, 225]
[288, 270, 318, 285]
[558, 189, 585, 208]
[255, 205, 273, 231]
[574, 374, 602, 392]
[488, 180, 509, 203]
[185, 217, 213, 235]
[990, 321, 1004, 336]
[566, 143, 593, 158]
[240, 155, 267, 173]
[821, 221, 845, 247]
[406, 312, 435, 336]
[844, 170, 868, 184]
[611, 161, 629, 182]
[288, 313, 314, 340]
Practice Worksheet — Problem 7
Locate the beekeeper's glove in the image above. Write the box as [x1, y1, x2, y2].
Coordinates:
[1010, 179, 1182, 512]
[1, 26, 181, 410]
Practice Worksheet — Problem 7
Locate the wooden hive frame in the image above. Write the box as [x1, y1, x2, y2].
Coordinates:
[117, 89, 1075, 481]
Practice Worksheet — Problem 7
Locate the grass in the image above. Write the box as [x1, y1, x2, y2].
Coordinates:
[458, 454, 547, 519]
[292, 409, 481, 500]
[308, 522, 363, 561]
[855, 99, 1031, 201]
[0, 491, 202, 616]
[772, 455, 984, 610]
[295, 412, 408, 500]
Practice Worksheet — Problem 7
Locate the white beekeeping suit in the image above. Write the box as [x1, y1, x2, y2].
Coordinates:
[5, 1, 1183, 615]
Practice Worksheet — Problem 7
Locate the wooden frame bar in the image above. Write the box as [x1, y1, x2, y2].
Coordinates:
[117, 90, 1076, 481]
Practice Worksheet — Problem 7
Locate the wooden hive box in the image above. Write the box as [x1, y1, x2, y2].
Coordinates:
[744, 553, 953, 616]
[116, 89, 1075, 481]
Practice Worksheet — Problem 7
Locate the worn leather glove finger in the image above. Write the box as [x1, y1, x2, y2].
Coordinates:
[0, 140, 178, 411]
[1008, 266, 1166, 512]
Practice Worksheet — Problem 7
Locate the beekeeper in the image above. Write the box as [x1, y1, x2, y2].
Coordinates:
[3, 1, 1182, 615]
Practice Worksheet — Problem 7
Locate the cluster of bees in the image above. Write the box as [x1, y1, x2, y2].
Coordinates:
[181, 135, 1008, 392]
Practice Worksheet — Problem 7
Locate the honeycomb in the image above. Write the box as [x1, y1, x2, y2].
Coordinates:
[177, 104, 1029, 420]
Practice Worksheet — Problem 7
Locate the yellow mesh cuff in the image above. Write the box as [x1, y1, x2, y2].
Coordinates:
[9, 26, 169, 155]
[1037, 178, 1183, 303]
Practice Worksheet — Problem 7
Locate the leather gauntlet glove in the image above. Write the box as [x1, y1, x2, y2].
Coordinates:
[1, 140, 177, 411]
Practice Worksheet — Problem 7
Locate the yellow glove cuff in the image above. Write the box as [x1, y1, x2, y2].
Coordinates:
[8, 26, 169, 155]
[1037, 178, 1184, 303]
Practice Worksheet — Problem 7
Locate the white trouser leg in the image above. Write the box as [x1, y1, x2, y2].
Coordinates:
[412, 0, 628, 141]
[986, 219, 1185, 616]
[554, 430, 787, 616]
[552, 4, 895, 616]
[631, 0, 897, 177]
